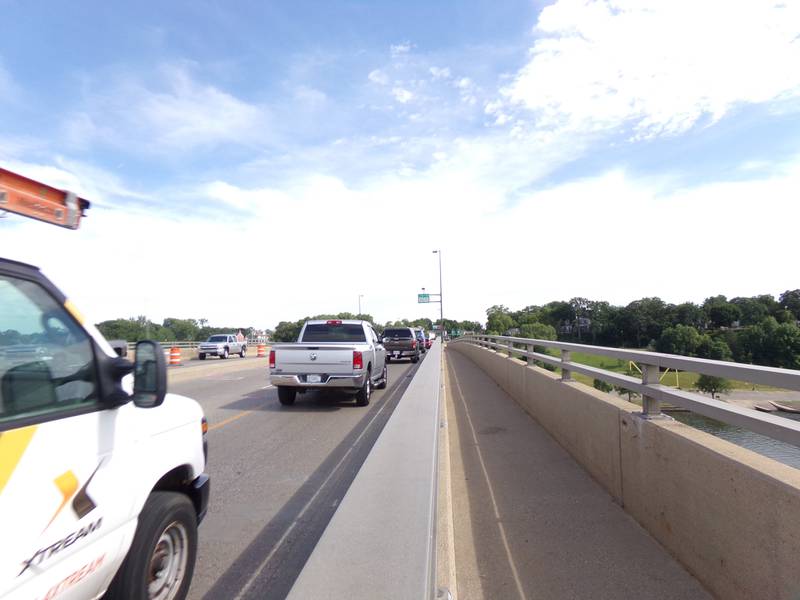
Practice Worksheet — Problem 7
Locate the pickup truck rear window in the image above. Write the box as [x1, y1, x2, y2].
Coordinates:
[301, 324, 366, 342]
[383, 328, 413, 338]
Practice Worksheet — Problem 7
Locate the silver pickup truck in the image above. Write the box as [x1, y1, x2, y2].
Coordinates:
[198, 334, 246, 360]
[269, 319, 387, 407]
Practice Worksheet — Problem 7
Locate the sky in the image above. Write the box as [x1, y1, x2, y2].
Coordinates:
[1, 0, 799, 330]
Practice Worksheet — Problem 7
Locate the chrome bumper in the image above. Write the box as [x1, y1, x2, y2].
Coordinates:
[270, 373, 367, 389]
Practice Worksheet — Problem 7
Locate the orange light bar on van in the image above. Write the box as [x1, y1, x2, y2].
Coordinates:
[0, 167, 90, 229]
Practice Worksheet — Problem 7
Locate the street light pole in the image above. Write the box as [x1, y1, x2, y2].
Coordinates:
[433, 250, 443, 333]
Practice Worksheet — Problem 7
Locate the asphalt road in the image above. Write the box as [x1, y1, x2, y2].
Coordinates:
[168, 353, 426, 599]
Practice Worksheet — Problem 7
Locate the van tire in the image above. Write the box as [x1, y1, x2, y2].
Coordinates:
[106, 491, 197, 600]
[278, 387, 296, 406]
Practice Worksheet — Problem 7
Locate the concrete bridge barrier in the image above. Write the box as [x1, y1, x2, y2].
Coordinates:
[450, 339, 800, 600]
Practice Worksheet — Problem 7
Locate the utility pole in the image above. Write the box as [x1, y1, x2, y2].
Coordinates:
[433, 250, 443, 333]
[358, 294, 364, 316]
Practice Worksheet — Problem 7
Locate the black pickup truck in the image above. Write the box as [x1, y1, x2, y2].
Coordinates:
[382, 327, 421, 363]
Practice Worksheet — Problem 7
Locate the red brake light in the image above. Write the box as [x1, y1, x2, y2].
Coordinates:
[269, 350, 276, 369]
[411, 340, 417, 349]
[353, 350, 363, 370]
[327, 320, 342, 325]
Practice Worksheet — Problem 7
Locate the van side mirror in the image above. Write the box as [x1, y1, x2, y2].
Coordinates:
[109, 340, 128, 357]
[133, 340, 167, 408]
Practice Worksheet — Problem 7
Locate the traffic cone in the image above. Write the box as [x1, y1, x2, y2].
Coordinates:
[257, 344, 266, 358]
[169, 346, 182, 366]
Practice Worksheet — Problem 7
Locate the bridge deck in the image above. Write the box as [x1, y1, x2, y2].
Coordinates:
[444, 349, 712, 600]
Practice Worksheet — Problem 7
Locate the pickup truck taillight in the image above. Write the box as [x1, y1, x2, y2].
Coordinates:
[269, 350, 276, 369]
[411, 340, 417, 349]
[353, 350, 363, 370]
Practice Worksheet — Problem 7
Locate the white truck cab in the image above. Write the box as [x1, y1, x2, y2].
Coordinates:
[0, 168, 209, 600]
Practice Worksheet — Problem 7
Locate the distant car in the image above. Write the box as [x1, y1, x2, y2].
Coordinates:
[414, 328, 428, 353]
[425, 336, 432, 350]
[198, 334, 246, 359]
[382, 327, 421, 363]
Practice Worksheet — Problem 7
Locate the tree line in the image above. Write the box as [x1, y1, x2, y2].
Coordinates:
[270, 314, 485, 342]
[96, 316, 263, 343]
[481, 290, 800, 371]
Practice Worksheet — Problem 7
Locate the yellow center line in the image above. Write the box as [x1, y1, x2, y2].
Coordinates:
[208, 410, 256, 431]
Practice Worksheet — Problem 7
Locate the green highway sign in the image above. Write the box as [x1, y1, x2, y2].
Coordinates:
[418, 293, 430, 303]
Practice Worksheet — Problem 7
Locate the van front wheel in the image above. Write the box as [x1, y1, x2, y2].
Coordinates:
[106, 491, 197, 600]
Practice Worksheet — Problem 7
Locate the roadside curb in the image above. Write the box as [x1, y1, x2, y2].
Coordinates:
[436, 348, 458, 600]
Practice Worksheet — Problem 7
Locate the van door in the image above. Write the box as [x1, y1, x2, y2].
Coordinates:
[0, 269, 134, 599]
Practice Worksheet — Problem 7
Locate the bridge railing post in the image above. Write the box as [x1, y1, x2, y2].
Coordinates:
[641, 363, 661, 416]
[561, 349, 572, 381]
[527, 343, 534, 366]
[507, 339, 513, 357]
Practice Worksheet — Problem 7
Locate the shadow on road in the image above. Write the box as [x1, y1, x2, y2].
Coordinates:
[220, 389, 363, 413]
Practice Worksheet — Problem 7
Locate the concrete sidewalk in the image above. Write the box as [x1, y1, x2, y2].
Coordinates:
[444, 349, 712, 600]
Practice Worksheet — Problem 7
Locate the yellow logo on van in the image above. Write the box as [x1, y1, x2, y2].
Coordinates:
[45, 470, 79, 530]
[0, 426, 37, 495]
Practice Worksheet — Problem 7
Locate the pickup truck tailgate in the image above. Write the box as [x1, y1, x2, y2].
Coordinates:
[274, 345, 355, 374]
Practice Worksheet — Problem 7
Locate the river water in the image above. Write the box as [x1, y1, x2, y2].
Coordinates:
[671, 411, 800, 470]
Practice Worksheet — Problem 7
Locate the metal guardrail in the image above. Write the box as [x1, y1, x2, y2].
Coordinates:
[453, 334, 800, 449]
[125, 339, 268, 352]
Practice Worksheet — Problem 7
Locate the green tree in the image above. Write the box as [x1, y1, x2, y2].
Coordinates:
[730, 297, 768, 326]
[696, 374, 732, 399]
[162, 318, 199, 341]
[593, 379, 613, 393]
[779, 289, 800, 320]
[520, 322, 557, 342]
[696, 336, 733, 361]
[272, 319, 306, 342]
[674, 302, 706, 329]
[486, 311, 514, 335]
[656, 325, 702, 356]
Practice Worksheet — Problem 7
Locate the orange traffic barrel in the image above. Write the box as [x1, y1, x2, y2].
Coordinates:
[169, 346, 182, 366]
[257, 344, 266, 357]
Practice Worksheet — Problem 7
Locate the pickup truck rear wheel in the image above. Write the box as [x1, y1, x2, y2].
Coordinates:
[105, 491, 197, 600]
[377, 364, 388, 389]
[355, 372, 371, 406]
[411, 354, 419, 364]
[240, 346, 246, 358]
[278, 387, 296, 406]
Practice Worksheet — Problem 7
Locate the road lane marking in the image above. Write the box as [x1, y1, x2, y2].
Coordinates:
[233, 374, 406, 600]
[208, 411, 258, 431]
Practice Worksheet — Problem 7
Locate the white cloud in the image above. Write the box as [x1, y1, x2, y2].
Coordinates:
[4, 151, 799, 328]
[390, 42, 413, 58]
[368, 69, 390, 85]
[0, 60, 20, 103]
[294, 85, 327, 107]
[498, 0, 800, 137]
[430, 66, 451, 80]
[392, 87, 414, 104]
[64, 64, 266, 152]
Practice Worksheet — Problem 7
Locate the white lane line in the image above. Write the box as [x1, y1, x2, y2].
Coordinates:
[261, 385, 274, 389]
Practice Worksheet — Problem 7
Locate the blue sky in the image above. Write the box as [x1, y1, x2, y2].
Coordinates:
[1, 0, 799, 328]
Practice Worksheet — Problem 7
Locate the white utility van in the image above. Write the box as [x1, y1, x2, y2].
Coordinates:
[0, 167, 209, 600]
